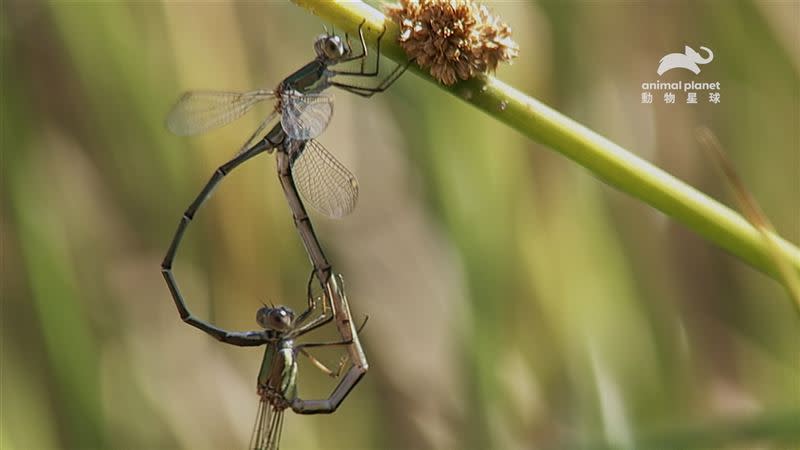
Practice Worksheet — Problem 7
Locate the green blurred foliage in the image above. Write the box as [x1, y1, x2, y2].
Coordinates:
[2, 1, 798, 449]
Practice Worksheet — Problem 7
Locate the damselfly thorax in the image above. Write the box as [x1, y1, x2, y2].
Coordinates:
[257, 338, 298, 411]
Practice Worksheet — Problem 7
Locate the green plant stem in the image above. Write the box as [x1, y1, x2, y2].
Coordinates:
[292, 0, 800, 289]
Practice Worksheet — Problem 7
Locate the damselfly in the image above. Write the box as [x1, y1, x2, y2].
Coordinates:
[250, 274, 368, 450]
[160, 151, 369, 448]
[165, 21, 408, 218]
[163, 255, 368, 450]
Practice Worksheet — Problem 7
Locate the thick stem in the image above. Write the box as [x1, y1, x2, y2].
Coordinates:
[292, 0, 800, 288]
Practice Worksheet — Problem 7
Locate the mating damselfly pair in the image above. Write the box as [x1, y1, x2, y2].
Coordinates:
[162, 22, 407, 450]
[165, 22, 407, 219]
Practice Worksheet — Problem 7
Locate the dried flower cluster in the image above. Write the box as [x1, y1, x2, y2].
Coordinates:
[386, 0, 519, 85]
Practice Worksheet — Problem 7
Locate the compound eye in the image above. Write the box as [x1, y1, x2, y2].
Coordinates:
[256, 307, 270, 328]
[325, 39, 341, 57]
[269, 311, 283, 327]
[268, 307, 294, 329]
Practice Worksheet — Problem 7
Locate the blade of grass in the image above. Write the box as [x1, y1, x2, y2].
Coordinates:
[291, 0, 800, 284]
[696, 127, 800, 315]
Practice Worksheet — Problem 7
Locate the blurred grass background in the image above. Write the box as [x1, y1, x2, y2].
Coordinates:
[2, 1, 799, 449]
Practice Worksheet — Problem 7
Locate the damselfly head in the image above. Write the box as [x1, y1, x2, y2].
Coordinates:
[256, 305, 295, 331]
[314, 34, 347, 61]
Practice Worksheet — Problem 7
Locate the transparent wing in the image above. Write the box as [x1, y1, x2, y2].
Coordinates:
[166, 90, 274, 136]
[280, 91, 333, 141]
[235, 110, 278, 156]
[250, 399, 284, 450]
[291, 139, 359, 218]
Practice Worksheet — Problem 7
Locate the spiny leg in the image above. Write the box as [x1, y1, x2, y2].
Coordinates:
[329, 59, 410, 98]
[294, 269, 318, 325]
[296, 337, 353, 351]
[299, 349, 348, 378]
[336, 19, 369, 69]
[295, 312, 367, 348]
[289, 267, 335, 337]
[295, 307, 368, 362]
[296, 339, 354, 378]
[342, 27, 368, 74]
[161, 138, 273, 346]
[329, 22, 385, 77]
[291, 307, 335, 337]
[356, 314, 369, 334]
[294, 268, 321, 326]
[289, 274, 369, 415]
[291, 268, 374, 339]
[295, 309, 366, 351]
[294, 287, 367, 382]
[293, 341, 365, 415]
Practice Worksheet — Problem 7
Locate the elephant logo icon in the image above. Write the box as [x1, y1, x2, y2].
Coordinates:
[657, 46, 714, 75]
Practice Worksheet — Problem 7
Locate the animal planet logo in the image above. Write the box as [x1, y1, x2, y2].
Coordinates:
[657, 46, 714, 75]
[641, 45, 720, 105]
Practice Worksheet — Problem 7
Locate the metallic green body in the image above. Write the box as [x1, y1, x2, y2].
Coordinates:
[257, 339, 298, 406]
[282, 60, 329, 94]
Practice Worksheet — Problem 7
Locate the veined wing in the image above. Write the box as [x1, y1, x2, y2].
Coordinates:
[291, 139, 359, 218]
[280, 91, 333, 141]
[235, 110, 278, 156]
[166, 90, 273, 136]
[250, 399, 285, 450]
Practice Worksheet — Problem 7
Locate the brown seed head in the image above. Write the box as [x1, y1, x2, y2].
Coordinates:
[386, 0, 519, 85]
